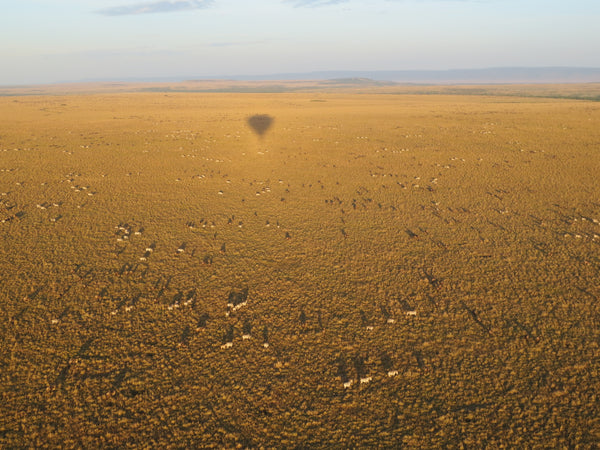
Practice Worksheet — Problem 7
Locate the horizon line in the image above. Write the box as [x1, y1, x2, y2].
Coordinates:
[2, 66, 600, 88]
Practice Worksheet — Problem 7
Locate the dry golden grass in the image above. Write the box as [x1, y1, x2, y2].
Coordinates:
[1, 90, 600, 447]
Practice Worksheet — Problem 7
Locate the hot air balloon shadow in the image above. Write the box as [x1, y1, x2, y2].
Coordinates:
[247, 114, 274, 138]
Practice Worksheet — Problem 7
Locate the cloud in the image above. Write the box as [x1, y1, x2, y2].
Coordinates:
[97, 0, 213, 16]
[208, 41, 254, 48]
[207, 39, 278, 48]
[285, 0, 349, 7]
[287, 0, 480, 6]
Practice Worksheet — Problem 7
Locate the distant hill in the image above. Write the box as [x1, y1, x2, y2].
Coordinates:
[229, 67, 600, 84]
[319, 77, 397, 86]
[4, 67, 600, 89]
[2, 68, 600, 98]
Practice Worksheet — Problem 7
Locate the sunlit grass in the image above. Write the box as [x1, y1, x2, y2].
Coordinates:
[1, 90, 600, 447]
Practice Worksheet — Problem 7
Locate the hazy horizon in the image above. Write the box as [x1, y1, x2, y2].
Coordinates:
[2, 0, 600, 86]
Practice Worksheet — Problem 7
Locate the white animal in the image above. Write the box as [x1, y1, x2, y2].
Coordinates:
[360, 376, 372, 384]
[405, 310, 417, 317]
[343, 380, 353, 388]
[232, 301, 247, 311]
[387, 370, 399, 377]
[220, 342, 233, 349]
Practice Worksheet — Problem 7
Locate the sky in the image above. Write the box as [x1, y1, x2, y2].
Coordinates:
[1, 0, 599, 85]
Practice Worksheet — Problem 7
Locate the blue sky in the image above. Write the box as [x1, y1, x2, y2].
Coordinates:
[1, 0, 599, 85]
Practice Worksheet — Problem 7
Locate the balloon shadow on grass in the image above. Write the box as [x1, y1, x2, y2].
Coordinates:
[247, 114, 274, 138]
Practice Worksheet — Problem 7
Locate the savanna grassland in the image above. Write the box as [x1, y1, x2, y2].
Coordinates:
[1, 89, 600, 448]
